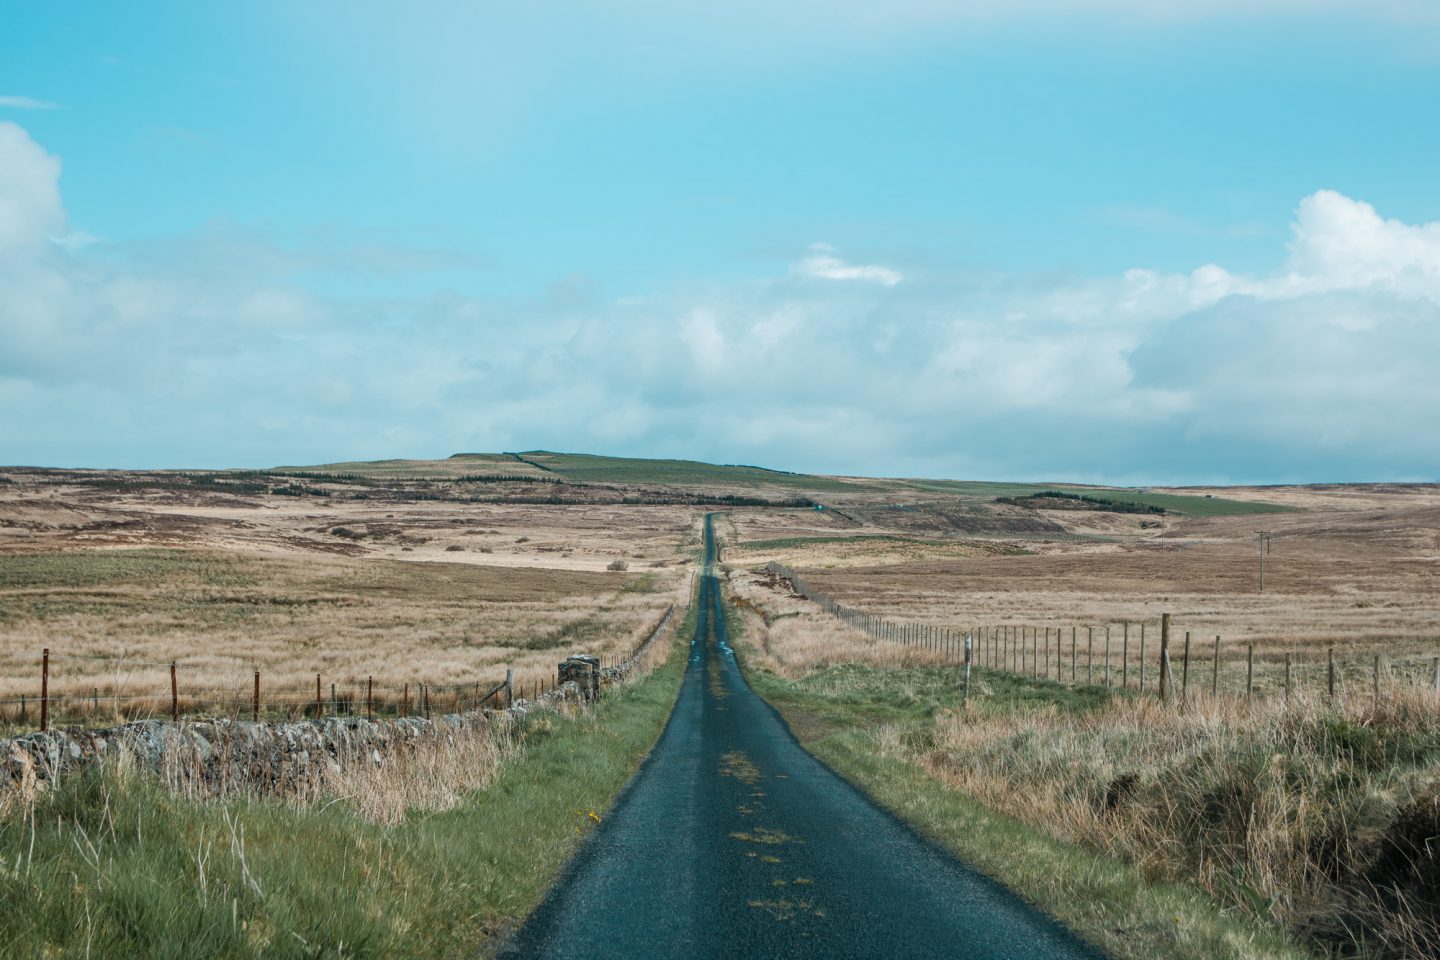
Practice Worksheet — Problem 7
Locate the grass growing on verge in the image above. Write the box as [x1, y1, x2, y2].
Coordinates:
[0, 623, 691, 960]
[742, 661, 1314, 960]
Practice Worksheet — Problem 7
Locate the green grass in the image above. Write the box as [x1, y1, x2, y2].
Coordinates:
[886, 480, 1292, 516]
[0, 629, 691, 959]
[741, 661, 1311, 960]
[1088, 491, 1295, 516]
[0, 548, 256, 592]
[735, 534, 946, 551]
[509, 451, 857, 492]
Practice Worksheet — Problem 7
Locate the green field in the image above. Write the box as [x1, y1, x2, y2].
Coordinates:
[903, 479, 1292, 516]
[735, 534, 945, 551]
[503, 451, 858, 492]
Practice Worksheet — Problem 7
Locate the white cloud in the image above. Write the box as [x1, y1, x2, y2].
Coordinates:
[0, 96, 60, 111]
[792, 244, 903, 286]
[0, 122, 66, 253]
[0, 122, 1436, 481]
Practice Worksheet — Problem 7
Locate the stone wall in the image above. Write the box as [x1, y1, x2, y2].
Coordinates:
[1, 604, 677, 801]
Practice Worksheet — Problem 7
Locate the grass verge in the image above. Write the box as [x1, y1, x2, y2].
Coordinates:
[0, 618, 692, 959]
[743, 662, 1314, 960]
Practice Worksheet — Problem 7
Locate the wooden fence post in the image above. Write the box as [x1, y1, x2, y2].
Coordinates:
[252, 671, 260, 722]
[1086, 627, 1094, 685]
[1212, 635, 1220, 695]
[1181, 632, 1191, 700]
[1431, 656, 1439, 693]
[1122, 623, 1129, 689]
[1071, 627, 1077, 683]
[1372, 655, 1380, 710]
[367, 676, 373, 721]
[506, 668, 515, 708]
[962, 634, 973, 708]
[1158, 614, 1171, 703]
[39, 648, 49, 732]
[402, 682, 410, 717]
[315, 673, 322, 717]
[1327, 647, 1336, 702]
[170, 660, 179, 722]
[1139, 622, 1147, 692]
[1246, 645, 1254, 701]
[1105, 627, 1112, 687]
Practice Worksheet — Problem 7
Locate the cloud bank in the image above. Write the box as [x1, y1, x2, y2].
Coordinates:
[0, 96, 59, 111]
[0, 121, 1435, 482]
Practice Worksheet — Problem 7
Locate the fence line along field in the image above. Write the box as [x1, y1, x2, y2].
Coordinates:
[720, 481, 1440, 673]
[0, 469, 698, 730]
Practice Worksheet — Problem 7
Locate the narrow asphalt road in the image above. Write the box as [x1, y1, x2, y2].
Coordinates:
[500, 515, 1102, 959]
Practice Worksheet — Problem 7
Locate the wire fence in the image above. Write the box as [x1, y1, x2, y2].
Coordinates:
[766, 562, 1440, 706]
[3, 606, 676, 734]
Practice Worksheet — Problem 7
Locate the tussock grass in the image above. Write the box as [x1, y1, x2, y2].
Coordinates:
[0, 548, 685, 728]
[0, 631, 689, 958]
[734, 569, 1440, 959]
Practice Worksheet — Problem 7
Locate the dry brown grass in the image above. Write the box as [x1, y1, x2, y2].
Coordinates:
[914, 689, 1440, 957]
[721, 485, 1440, 686]
[727, 567, 951, 678]
[0, 474, 697, 729]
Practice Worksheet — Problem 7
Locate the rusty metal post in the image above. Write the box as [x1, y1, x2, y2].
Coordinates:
[253, 671, 260, 722]
[315, 673, 322, 717]
[367, 676, 373, 720]
[170, 661, 179, 721]
[40, 648, 48, 732]
[1327, 647, 1336, 702]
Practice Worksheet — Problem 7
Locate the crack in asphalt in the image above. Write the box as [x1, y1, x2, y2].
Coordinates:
[499, 515, 1104, 959]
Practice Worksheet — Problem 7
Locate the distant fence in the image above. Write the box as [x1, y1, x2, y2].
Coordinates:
[765, 563, 1440, 705]
[3, 606, 676, 733]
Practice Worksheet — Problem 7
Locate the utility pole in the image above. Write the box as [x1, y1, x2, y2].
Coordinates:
[1256, 530, 1272, 592]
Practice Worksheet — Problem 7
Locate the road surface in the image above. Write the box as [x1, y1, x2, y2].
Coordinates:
[500, 515, 1101, 959]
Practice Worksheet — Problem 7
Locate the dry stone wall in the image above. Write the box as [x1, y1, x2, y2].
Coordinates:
[1, 604, 677, 802]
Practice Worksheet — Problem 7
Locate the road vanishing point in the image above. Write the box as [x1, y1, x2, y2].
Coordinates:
[500, 515, 1102, 959]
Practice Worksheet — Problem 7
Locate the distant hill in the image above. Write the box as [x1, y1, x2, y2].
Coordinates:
[269, 451, 1294, 516]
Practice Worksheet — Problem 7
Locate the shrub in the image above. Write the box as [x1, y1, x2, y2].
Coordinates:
[607, 560, 629, 572]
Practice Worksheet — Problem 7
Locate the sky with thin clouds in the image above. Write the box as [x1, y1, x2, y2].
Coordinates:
[2, 2, 1439, 482]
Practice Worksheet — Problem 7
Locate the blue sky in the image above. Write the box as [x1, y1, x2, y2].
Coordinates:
[2, 1, 1439, 482]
